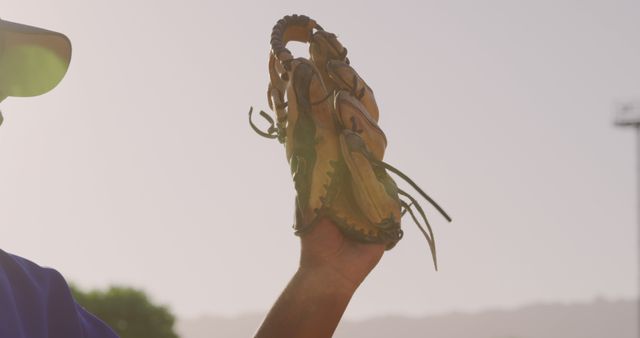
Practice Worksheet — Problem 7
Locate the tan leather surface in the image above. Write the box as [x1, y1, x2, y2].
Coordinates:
[334, 91, 386, 161]
[340, 131, 401, 226]
[288, 59, 341, 225]
[309, 31, 347, 92]
[326, 60, 379, 122]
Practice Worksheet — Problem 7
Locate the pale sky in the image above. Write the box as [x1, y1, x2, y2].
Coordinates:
[1, 0, 638, 320]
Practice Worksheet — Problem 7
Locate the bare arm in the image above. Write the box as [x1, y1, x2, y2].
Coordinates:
[254, 218, 384, 338]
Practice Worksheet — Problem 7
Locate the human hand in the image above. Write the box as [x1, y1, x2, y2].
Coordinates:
[254, 218, 384, 338]
[298, 217, 385, 293]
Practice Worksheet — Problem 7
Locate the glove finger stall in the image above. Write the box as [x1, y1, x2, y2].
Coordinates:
[335, 91, 386, 161]
[286, 59, 341, 230]
[327, 60, 379, 122]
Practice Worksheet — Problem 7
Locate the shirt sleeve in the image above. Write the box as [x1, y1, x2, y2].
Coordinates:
[0, 249, 119, 338]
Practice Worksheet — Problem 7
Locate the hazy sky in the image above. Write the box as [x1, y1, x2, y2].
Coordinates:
[1, 0, 639, 320]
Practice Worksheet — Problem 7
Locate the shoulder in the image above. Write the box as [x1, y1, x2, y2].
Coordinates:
[0, 249, 119, 338]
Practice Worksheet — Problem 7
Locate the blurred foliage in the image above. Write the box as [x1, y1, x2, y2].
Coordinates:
[70, 284, 179, 338]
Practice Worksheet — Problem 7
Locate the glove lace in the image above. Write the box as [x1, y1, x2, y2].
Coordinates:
[248, 107, 279, 139]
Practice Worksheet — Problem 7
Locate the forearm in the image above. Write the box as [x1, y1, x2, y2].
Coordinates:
[254, 266, 356, 338]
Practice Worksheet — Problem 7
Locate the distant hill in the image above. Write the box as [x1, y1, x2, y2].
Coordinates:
[176, 299, 638, 338]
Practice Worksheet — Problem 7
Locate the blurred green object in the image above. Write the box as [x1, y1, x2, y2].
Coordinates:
[70, 285, 180, 338]
[0, 19, 72, 126]
[0, 45, 69, 97]
[0, 19, 71, 98]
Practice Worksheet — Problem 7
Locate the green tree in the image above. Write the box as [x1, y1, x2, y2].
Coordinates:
[70, 285, 179, 338]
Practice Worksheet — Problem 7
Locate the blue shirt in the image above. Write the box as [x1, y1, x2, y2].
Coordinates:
[0, 249, 118, 338]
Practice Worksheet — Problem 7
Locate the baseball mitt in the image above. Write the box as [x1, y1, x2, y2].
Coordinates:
[249, 14, 451, 269]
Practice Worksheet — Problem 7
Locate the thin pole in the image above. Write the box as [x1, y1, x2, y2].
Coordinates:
[636, 126, 640, 338]
[612, 101, 640, 337]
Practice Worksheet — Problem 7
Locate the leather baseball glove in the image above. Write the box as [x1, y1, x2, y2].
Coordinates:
[249, 14, 451, 269]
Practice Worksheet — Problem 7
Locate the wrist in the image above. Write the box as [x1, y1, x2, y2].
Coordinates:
[295, 264, 359, 297]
